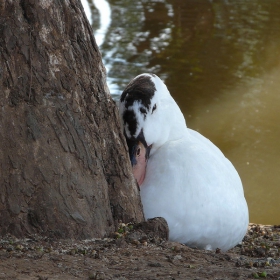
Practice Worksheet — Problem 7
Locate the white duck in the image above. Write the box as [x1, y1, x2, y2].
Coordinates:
[119, 73, 249, 251]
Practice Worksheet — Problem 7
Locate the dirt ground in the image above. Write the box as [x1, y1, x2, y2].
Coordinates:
[0, 223, 279, 280]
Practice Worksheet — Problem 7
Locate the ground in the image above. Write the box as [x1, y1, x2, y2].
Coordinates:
[0, 223, 279, 280]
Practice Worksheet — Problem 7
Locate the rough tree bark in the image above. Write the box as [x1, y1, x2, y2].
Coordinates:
[0, 0, 144, 238]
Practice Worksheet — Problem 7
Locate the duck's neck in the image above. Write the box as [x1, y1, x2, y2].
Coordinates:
[150, 98, 188, 155]
[167, 96, 188, 138]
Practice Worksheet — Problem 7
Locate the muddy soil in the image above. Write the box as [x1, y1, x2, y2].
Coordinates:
[0, 223, 279, 280]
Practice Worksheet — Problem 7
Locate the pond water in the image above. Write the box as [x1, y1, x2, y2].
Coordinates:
[82, 0, 280, 225]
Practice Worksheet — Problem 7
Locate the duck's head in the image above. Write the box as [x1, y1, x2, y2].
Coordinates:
[119, 73, 186, 186]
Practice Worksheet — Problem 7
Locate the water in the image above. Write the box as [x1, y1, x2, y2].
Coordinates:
[82, 0, 280, 225]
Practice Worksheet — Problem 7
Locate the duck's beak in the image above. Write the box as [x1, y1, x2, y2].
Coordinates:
[126, 136, 152, 187]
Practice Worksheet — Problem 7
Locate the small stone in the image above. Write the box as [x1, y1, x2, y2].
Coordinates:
[173, 254, 182, 260]
[6, 247, 13, 252]
[235, 260, 242, 267]
[245, 261, 253, 268]
[148, 262, 162, 267]
[215, 248, 221, 254]
[131, 240, 140, 246]
[232, 272, 240, 278]
[70, 249, 76, 255]
[89, 272, 106, 280]
[15, 244, 23, 250]
[173, 245, 181, 253]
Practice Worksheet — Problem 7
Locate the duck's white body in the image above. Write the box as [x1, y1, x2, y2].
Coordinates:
[141, 128, 248, 251]
[120, 73, 249, 251]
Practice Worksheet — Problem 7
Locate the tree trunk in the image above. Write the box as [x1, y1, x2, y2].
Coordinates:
[0, 0, 144, 239]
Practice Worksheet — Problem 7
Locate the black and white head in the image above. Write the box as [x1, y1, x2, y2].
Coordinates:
[119, 73, 185, 185]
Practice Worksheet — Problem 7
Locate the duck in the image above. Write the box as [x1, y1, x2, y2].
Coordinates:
[119, 73, 249, 251]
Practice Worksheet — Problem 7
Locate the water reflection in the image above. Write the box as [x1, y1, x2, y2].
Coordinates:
[81, 0, 92, 24]
[92, 0, 111, 46]
[84, 0, 280, 225]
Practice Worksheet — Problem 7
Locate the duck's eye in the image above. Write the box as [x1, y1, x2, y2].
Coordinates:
[152, 104, 157, 113]
[140, 108, 147, 114]
[136, 147, 141, 156]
